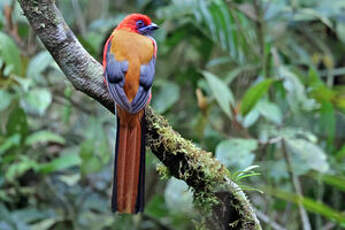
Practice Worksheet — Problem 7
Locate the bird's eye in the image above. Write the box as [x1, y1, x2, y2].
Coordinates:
[136, 20, 144, 28]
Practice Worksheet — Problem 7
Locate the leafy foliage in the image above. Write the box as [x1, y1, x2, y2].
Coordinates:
[1, 0, 345, 229]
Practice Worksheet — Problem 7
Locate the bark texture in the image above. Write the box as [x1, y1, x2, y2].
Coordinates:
[17, 1, 261, 229]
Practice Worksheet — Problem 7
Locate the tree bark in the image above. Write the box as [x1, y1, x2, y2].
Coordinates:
[17, 1, 261, 229]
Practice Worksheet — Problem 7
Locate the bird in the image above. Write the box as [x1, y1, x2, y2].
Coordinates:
[102, 13, 158, 214]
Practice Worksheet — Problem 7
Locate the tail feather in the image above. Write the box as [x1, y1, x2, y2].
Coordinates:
[112, 110, 146, 214]
[136, 117, 146, 212]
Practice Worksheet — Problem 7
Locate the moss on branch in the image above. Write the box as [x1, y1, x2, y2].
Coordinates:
[17, 0, 261, 229]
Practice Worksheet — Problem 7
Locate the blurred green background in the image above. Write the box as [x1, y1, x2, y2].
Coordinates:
[0, 0, 345, 229]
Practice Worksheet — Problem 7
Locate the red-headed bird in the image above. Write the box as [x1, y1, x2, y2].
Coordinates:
[103, 14, 158, 214]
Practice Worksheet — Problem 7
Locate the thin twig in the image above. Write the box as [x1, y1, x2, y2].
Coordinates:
[17, 1, 262, 229]
[72, 0, 87, 36]
[254, 208, 287, 230]
[281, 139, 311, 230]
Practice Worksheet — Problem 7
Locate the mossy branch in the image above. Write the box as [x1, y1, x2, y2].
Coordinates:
[17, 0, 261, 229]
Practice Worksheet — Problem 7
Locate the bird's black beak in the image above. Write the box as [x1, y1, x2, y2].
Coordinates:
[138, 23, 159, 35]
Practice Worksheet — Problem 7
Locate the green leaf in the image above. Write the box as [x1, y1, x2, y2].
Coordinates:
[193, 0, 255, 62]
[259, 125, 293, 143]
[164, 178, 193, 214]
[240, 79, 274, 116]
[0, 134, 21, 155]
[257, 100, 282, 125]
[286, 138, 329, 173]
[12, 208, 54, 224]
[320, 101, 335, 149]
[6, 156, 39, 182]
[216, 138, 257, 169]
[0, 90, 12, 111]
[152, 81, 180, 114]
[21, 88, 52, 115]
[242, 108, 260, 128]
[26, 51, 53, 82]
[279, 66, 317, 111]
[156, 1, 195, 20]
[80, 140, 102, 175]
[38, 151, 81, 174]
[25, 131, 65, 146]
[79, 117, 110, 173]
[145, 195, 169, 218]
[58, 174, 80, 186]
[313, 173, 345, 193]
[232, 165, 261, 183]
[202, 70, 234, 118]
[0, 32, 22, 75]
[264, 187, 345, 225]
[335, 144, 345, 161]
[336, 22, 345, 44]
[293, 8, 332, 28]
[31, 218, 58, 230]
[6, 107, 28, 137]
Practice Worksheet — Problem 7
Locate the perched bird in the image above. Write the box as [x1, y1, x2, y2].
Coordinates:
[102, 14, 158, 214]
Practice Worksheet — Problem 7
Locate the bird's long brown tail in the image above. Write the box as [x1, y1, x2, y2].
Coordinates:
[111, 108, 145, 214]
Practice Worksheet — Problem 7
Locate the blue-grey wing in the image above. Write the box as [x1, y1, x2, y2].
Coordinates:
[104, 41, 130, 111]
[130, 57, 156, 113]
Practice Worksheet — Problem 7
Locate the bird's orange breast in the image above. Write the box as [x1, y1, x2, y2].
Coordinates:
[110, 30, 154, 102]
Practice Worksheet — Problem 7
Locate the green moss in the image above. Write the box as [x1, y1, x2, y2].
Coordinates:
[156, 163, 170, 180]
[145, 107, 227, 212]
[145, 107, 262, 229]
[192, 217, 207, 230]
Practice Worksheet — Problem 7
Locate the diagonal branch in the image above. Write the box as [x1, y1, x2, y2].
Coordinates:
[17, 0, 261, 229]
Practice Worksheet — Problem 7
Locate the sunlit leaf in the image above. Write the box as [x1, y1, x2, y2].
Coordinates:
[293, 8, 332, 28]
[31, 218, 58, 230]
[20, 88, 52, 115]
[193, 0, 256, 62]
[257, 100, 282, 125]
[216, 138, 257, 169]
[38, 150, 81, 174]
[279, 66, 317, 111]
[286, 138, 329, 173]
[0, 32, 22, 75]
[202, 70, 234, 118]
[0, 90, 12, 111]
[13, 76, 33, 92]
[240, 79, 274, 116]
[25, 131, 65, 146]
[0, 134, 21, 156]
[259, 125, 318, 144]
[58, 174, 80, 186]
[6, 156, 39, 182]
[26, 51, 54, 83]
[242, 108, 260, 128]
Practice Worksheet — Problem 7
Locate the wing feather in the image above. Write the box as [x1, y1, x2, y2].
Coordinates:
[104, 35, 156, 114]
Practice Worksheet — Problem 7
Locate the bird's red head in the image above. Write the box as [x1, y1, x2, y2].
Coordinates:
[116, 13, 159, 35]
